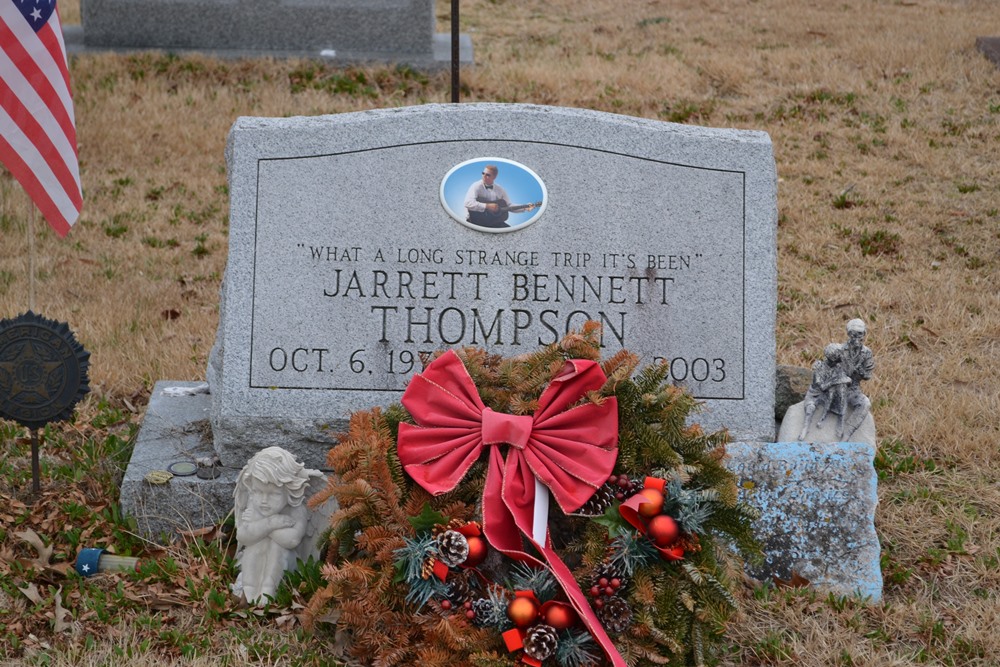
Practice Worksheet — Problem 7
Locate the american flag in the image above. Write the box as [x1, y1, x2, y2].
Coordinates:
[1, 0, 82, 237]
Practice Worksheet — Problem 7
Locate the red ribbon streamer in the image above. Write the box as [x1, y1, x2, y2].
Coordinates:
[397, 350, 625, 666]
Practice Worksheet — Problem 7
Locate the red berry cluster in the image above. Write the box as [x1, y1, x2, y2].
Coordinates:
[607, 474, 636, 502]
[440, 599, 477, 620]
[588, 576, 623, 609]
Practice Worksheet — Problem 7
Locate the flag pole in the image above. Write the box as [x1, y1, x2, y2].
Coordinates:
[28, 198, 36, 312]
[451, 0, 460, 103]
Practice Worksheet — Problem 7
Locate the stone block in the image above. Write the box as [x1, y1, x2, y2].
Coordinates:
[120, 382, 236, 540]
[725, 441, 882, 601]
[776, 401, 876, 449]
[775, 364, 810, 420]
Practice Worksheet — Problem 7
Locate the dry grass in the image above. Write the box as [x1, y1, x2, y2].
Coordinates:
[2, 0, 999, 664]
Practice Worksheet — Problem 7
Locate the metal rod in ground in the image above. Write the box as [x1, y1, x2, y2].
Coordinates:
[28, 201, 36, 312]
[31, 429, 40, 494]
[451, 0, 460, 103]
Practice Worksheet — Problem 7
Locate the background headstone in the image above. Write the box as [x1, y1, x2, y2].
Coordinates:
[65, 0, 472, 67]
[209, 103, 778, 468]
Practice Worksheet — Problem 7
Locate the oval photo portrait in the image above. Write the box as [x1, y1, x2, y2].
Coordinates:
[440, 158, 547, 233]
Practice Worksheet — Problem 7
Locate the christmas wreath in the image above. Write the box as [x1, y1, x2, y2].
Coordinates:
[304, 324, 760, 666]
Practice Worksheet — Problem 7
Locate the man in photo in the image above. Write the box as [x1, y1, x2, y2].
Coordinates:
[464, 164, 535, 229]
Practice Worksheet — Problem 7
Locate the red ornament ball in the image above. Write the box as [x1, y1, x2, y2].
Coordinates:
[441, 600, 452, 610]
[464, 536, 488, 567]
[542, 603, 578, 631]
[508, 597, 539, 628]
[637, 488, 664, 518]
[647, 514, 680, 547]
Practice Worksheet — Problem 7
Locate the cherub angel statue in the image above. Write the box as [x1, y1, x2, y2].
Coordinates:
[232, 446, 323, 604]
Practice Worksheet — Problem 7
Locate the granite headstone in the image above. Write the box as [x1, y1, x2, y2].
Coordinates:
[208, 103, 778, 467]
[68, 0, 471, 66]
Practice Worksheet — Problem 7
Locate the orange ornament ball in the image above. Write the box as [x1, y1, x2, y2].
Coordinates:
[647, 514, 679, 547]
[542, 603, 578, 631]
[464, 536, 488, 567]
[508, 597, 539, 628]
[637, 488, 664, 518]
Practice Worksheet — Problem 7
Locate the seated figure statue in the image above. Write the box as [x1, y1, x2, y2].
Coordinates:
[232, 446, 323, 604]
[778, 319, 876, 447]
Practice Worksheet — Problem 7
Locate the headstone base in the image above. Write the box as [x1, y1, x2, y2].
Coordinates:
[123, 381, 337, 542]
[120, 382, 237, 541]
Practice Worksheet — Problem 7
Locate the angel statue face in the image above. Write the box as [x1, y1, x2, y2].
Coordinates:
[248, 477, 288, 517]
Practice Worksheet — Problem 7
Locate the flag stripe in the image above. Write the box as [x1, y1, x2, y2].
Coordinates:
[1, 18, 76, 148]
[0, 0, 82, 235]
[0, 69, 82, 210]
[0, 103, 77, 234]
[0, 132, 71, 237]
[40, 10, 74, 92]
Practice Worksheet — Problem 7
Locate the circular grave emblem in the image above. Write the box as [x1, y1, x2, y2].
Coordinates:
[0, 311, 90, 429]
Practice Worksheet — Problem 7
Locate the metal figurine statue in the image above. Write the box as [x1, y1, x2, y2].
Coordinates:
[780, 319, 876, 446]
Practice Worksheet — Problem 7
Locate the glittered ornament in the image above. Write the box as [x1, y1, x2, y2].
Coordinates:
[647, 514, 679, 547]
[464, 535, 488, 567]
[637, 488, 664, 518]
[507, 596, 539, 628]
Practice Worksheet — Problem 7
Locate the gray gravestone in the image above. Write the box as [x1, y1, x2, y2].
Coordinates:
[67, 0, 471, 66]
[208, 103, 778, 468]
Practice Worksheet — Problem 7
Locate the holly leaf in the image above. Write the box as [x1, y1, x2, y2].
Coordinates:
[591, 503, 629, 537]
[407, 504, 447, 534]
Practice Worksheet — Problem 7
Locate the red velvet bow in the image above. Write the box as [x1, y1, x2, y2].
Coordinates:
[397, 350, 625, 666]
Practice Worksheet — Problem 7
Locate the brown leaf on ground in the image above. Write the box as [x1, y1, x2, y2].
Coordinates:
[53, 587, 72, 633]
[773, 571, 811, 589]
[16, 529, 54, 568]
[18, 582, 44, 605]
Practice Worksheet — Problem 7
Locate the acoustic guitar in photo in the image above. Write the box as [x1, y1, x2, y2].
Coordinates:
[467, 197, 543, 228]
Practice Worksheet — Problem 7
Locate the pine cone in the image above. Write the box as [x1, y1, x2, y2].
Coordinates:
[597, 596, 633, 634]
[436, 530, 470, 567]
[471, 597, 500, 627]
[523, 624, 559, 661]
[575, 482, 617, 516]
[445, 571, 474, 605]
